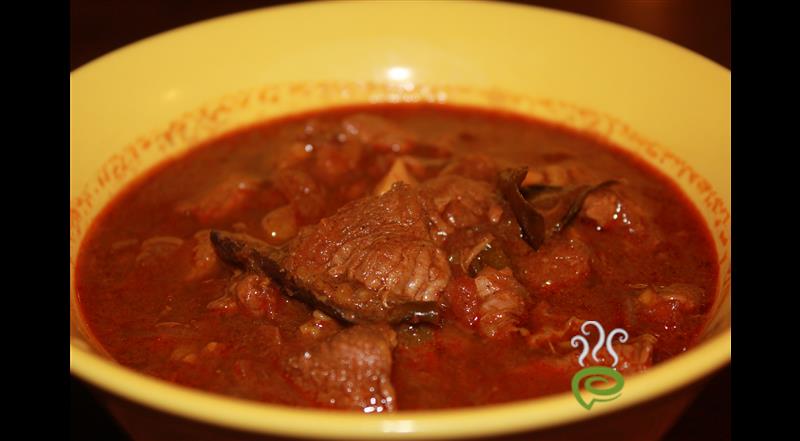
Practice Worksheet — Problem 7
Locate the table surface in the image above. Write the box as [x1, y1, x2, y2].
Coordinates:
[69, 1, 731, 439]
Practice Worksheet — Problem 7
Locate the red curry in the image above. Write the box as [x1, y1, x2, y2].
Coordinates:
[75, 105, 717, 412]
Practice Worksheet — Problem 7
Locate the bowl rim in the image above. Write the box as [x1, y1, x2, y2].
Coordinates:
[71, 330, 730, 439]
[70, 1, 731, 438]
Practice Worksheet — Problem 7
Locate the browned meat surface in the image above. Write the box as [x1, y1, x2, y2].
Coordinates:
[280, 175, 505, 323]
[442, 275, 481, 328]
[473, 267, 528, 338]
[419, 175, 504, 234]
[514, 236, 594, 295]
[580, 186, 648, 231]
[206, 272, 283, 318]
[210, 229, 441, 325]
[579, 186, 665, 252]
[209, 172, 507, 325]
[271, 169, 327, 224]
[286, 324, 398, 413]
[282, 182, 451, 323]
[581, 188, 623, 229]
[624, 283, 706, 351]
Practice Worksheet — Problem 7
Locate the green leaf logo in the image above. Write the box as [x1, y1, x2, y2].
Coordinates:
[569, 321, 627, 410]
[571, 366, 624, 410]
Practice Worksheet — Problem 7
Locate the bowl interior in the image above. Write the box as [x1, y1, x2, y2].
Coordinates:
[70, 1, 730, 439]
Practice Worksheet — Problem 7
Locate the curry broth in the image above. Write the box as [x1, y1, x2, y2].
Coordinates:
[76, 105, 717, 410]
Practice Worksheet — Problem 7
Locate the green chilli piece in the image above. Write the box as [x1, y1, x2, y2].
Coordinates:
[571, 366, 624, 410]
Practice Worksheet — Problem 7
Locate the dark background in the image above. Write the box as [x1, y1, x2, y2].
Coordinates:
[70, 0, 730, 71]
[69, 1, 731, 440]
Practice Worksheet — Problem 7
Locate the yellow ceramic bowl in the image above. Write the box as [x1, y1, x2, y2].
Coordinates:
[70, 1, 731, 439]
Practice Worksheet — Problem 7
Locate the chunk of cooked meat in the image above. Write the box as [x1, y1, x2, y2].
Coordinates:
[581, 188, 622, 229]
[299, 310, 342, 340]
[210, 230, 358, 323]
[206, 272, 282, 318]
[526, 317, 584, 353]
[286, 325, 398, 413]
[636, 283, 703, 312]
[418, 174, 504, 234]
[442, 275, 481, 328]
[281, 182, 450, 323]
[212, 175, 507, 325]
[514, 237, 593, 294]
[206, 293, 238, 314]
[625, 283, 704, 331]
[541, 333, 657, 375]
[136, 236, 183, 266]
[341, 113, 415, 154]
[581, 187, 642, 232]
[579, 187, 665, 252]
[473, 267, 528, 338]
[175, 174, 262, 224]
[185, 230, 221, 281]
[311, 141, 365, 186]
[608, 334, 658, 373]
[525, 301, 585, 352]
[260, 205, 299, 246]
[271, 169, 327, 224]
[230, 273, 282, 319]
[522, 162, 595, 187]
[527, 300, 658, 373]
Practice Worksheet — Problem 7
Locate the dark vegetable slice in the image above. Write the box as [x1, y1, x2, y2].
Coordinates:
[209, 230, 440, 326]
[499, 167, 616, 249]
[467, 242, 511, 277]
[524, 180, 618, 233]
[498, 168, 546, 250]
[387, 302, 441, 325]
